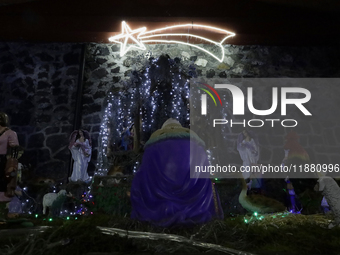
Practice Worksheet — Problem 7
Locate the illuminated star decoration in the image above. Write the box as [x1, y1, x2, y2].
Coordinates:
[109, 21, 235, 62]
[109, 21, 146, 57]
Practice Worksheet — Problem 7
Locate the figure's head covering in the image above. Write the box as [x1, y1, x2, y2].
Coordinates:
[283, 131, 309, 161]
[161, 118, 181, 129]
[69, 129, 92, 149]
[285, 131, 299, 141]
[0, 112, 9, 127]
[237, 129, 259, 147]
[145, 118, 205, 148]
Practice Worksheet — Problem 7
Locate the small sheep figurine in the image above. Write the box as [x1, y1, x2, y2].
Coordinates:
[314, 176, 340, 228]
[42, 189, 67, 215]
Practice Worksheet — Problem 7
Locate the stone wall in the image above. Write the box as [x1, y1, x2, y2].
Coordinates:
[0, 42, 82, 179]
[83, 43, 340, 170]
[1, 41, 340, 180]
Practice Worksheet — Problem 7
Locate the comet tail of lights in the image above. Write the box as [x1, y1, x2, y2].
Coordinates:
[108, 21, 236, 62]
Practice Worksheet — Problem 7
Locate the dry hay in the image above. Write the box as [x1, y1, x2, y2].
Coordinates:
[243, 211, 334, 229]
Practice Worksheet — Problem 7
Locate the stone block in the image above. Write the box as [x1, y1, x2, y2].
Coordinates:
[271, 148, 285, 165]
[195, 58, 207, 67]
[53, 62, 64, 70]
[111, 45, 120, 52]
[15, 50, 28, 58]
[107, 61, 117, 68]
[305, 149, 315, 163]
[37, 81, 50, 90]
[38, 149, 51, 162]
[54, 149, 70, 162]
[313, 146, 336, 154]
[330, 154, 340, 164]
[260, 147, 272, 162]
[232, 64, 244, 74]
[66, 67, 79, 76]
[28, 133, 45, 149]
[82, 95, 94, 104]
[224, 56, 235, 67]
[111, 66, 120, 73]
[296, 121, 311, 134]
[217, 63, 230, 70]
[52, 87, 62, 96]
[35, 114, 52, 123]
[299, 135, 308, 147]
[53, 106, 69, 113]
[190, 56, 197, 61]
[311, 122, 322, 134]
[56, 96, 68, 104]
[92, 68, 108, 79]
[93, 114, 101, 123]
[96, 58, 107, 64]
[17, 134, 26, 148]
[323, 129, 337, 146]
[181, 51, 190, 60]
[25, 77, 35, 92]
[321, 121, 337, 128]
[123, 58, 135, 67]
[227, 151, 242, 165]
[206, 69, 215, 78]
[308, 135, 324, 146]
[269, 135, 284, 147]
[93, 91, 106, 99]
[91, 133, 99, 148]
[91, 125, 101, 133]
[45, 127, 60, 135]
[21, 150, 38, 167]
[55, 113, 72, 122]
[12, 88, 28, 98]
[36, 52, 54, 62]
[20, 65, 34, 75]
[64, 79, 76, 86]
[219, 71, 227, 78]
[83, 103, 102, 115]
[316, 154, 330, 164]
[62, 125, 74, 134]
[46, 134, 69, 154]
[83, 116, 92, 124]
[335, 127, 340, 144]
[35, 161, 67, 179]
[52, 78, 62, 88]
[63, 52, 80, 66]
[96, 81, 108, 88]
[124, 70, 131, 76]
[1, 63, 15, 74]
[88, 61, 100, 71]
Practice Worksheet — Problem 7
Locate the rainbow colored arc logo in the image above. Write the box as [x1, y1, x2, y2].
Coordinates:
[198, 83, 222, 106]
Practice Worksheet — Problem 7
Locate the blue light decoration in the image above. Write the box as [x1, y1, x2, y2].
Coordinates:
[96, 55, 194, 175]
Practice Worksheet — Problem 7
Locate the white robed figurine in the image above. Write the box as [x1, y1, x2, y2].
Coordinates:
[237, 129, 260, 180]
[69, 130, 92, 182]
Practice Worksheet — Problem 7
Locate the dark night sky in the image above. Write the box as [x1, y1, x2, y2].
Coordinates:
[1, 0, 340, 45]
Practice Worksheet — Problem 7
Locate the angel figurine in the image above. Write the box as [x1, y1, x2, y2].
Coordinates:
[237, 130, 260, 176]
[69, 130, 92, 182]
[237, 129, 262, 193]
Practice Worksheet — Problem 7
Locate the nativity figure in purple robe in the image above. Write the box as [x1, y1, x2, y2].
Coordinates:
[130, 118, 224, 227]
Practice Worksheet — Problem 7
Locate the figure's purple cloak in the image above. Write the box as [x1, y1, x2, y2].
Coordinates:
[130, 133, 223, 227]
